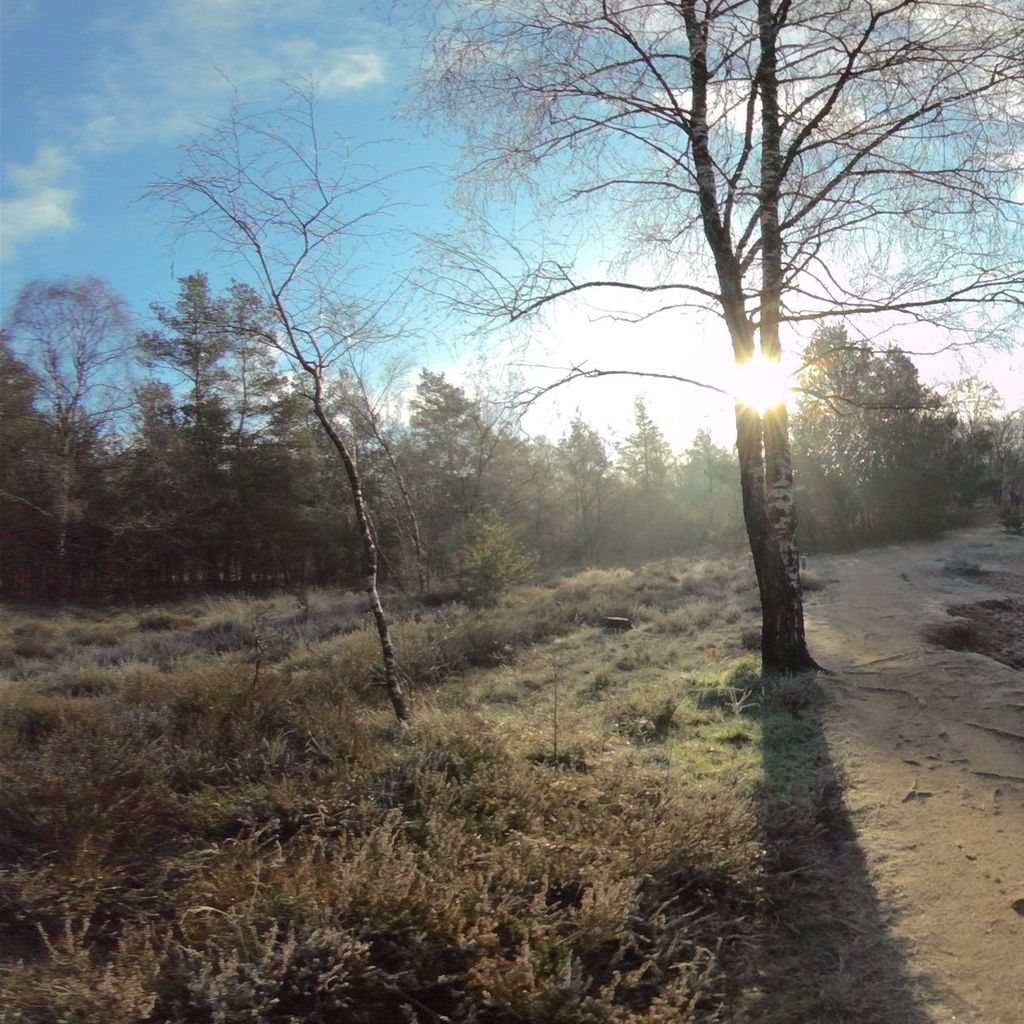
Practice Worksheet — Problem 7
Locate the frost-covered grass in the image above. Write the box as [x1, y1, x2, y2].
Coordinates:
[1, 556, 917, 1023]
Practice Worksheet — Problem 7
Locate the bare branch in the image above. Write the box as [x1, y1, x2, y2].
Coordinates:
[512, 361, 731, 414]
[147, 82, 412, 724]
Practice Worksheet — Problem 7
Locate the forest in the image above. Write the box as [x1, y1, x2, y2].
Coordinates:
[3, 273, 1022, 606]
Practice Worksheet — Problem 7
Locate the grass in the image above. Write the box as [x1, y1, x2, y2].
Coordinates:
[0, 555, 926, 1023]
[922, 615, 979, 652]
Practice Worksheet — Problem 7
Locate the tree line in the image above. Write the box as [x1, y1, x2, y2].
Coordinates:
[0, 272, 736, 603]
[414, 0, 1024, 674]
[3, 274, 1020, 605]
[5, 0, 1024, 693]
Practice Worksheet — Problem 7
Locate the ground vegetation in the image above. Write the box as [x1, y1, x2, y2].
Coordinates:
[0, 556, 926, 1023]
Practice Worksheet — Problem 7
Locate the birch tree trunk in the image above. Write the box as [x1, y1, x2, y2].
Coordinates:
[313, 375, 409, 724]
[755, 0, 813, 670]
[147, 89, 418, 724]
[683, 0, 814, 674]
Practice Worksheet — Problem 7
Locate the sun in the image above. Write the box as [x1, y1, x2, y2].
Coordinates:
[732, 353, 792, 415]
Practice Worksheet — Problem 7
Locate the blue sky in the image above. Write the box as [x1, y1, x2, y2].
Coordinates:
[0, 0, 740, 446]
[3, 0, 1022, 448]
[1, 0, 451, 309]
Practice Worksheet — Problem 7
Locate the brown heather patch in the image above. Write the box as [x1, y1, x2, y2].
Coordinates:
[1, 556, 910, 1023]
[135, 611, 198, 632]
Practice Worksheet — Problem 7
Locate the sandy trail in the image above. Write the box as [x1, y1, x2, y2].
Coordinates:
[805, 526, 1024, 1023]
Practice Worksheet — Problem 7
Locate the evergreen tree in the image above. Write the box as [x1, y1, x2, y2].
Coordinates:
[617, 398, 676, 558]
[558, 415, 611, 563]
[678, 429, 742, 548]
[793, 324, 959, 548]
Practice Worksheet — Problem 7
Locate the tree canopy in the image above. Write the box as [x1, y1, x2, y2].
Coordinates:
[415, 0, 1024, 671]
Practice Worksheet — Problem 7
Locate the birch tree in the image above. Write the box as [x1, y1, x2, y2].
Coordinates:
[338, 362, 430, 592]
[416, 0, 1024, 672]
[148, 88, 410, 724]
[7, 278, 135, 603]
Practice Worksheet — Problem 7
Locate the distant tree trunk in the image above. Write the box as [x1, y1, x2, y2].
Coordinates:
[380, 439, 428, 592]
[350, 383, 430, 592]
[313, 374, 409, 724]
[55, 448, 72, 606]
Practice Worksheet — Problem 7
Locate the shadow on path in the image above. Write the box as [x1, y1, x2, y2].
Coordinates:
[740, 676, 944, 1023]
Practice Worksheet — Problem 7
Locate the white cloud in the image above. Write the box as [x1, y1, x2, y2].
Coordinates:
[319, 52, 387, 95]
[1, 144, 77, 261]
[73, 1, 391, 154]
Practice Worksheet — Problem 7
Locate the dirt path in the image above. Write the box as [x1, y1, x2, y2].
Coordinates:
[805, 526, 1024, 1024]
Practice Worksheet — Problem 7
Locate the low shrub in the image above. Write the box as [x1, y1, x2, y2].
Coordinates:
[2, 555, 887, 1023]
[136, 611, 197, 632]
[999, 505, 1023, 534]
[800, 570, 829, 592]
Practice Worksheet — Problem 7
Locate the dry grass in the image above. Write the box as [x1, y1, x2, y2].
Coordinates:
[799, 569, 830, 592]
[0, 555, 918, 1023]
[921, 615, 979, 651]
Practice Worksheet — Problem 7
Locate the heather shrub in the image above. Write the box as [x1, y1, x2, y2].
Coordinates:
[1, 554, 892, 1024]
[136, 610, 199, 631]
[1, 921, 161, 1024]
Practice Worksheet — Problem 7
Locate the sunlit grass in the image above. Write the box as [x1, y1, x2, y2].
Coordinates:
[0, 558, 904, 1023]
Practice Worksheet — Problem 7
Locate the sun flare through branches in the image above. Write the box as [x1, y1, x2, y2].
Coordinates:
[732, 354, 792, 416]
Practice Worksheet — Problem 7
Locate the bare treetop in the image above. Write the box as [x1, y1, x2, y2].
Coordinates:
[419, 0, 1024, 341]
[8, 276, 136, 436]
[147, 85, 403, 375]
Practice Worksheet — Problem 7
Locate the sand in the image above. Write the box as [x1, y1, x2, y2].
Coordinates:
[806, 526, 1024, 1023]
